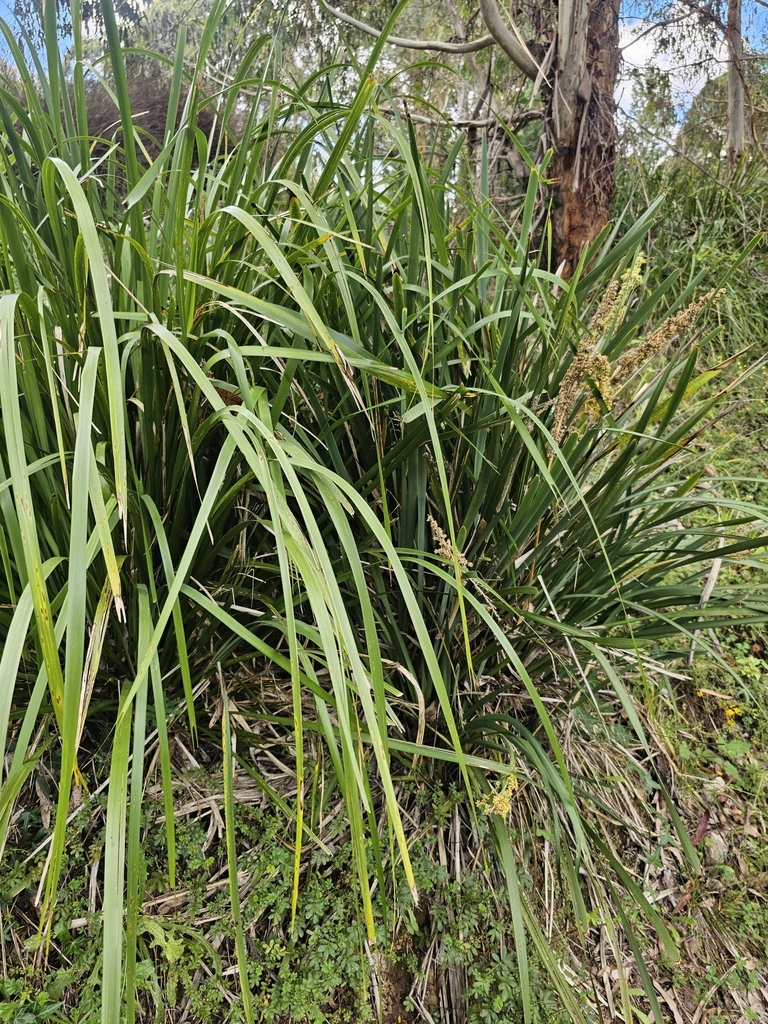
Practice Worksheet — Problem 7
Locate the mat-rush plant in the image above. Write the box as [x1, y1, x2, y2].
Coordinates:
[0, 0, 766, 1020]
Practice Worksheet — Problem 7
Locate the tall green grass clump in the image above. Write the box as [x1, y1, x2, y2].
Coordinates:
[0, 0, 766, 1020]
[618, 142, 768, 354]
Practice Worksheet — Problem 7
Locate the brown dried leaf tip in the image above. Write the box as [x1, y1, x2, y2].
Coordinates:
[428, 514, 472, 569]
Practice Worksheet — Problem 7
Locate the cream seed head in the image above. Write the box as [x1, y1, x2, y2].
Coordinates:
[428, 514, 472, 569]
[590, 252, 645, 339]
[552, 336, 594, 444]
[622, 251, 646, 289]
[582, 353, 615, 421]
[479, 774, 519, 817]
[613, 288, 723, 383]
[553, 272, 720, 448]
[590, 279, 620, 336]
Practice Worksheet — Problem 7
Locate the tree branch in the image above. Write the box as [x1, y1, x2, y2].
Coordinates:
[621, 109, 742, 198]
[321, 1, 495, 54]
[378, 106, 545, 129]
[477, 0, 539, 80]
[619, 12, 696, 51]
[676, 0, 727, 38]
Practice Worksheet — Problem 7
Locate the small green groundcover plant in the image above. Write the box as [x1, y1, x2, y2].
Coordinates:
[0, 0, 766, 1020]
[1, 790, 580, 1024]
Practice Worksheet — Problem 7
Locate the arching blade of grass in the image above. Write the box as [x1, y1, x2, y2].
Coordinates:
[0, 294, 66, 726]
[491, 817, 531, 1024]
[43, 160, 128, 527]
[0, 558, 61, 768]
[76, 576, 116, 751]
[101, 681, 132, 1024]
[96, 0, 141, 198]
[37, 293, 69, 505]
[140, 494, 196, 739]
[124, 587, 151, 1024]
[148, 641, 177, 888]
[43, 344, 101, 930]
[87, 452, 124, 619]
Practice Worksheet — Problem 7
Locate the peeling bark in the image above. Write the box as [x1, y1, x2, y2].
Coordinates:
[550, 0, 619, 273]
[323, 0, 623, 277]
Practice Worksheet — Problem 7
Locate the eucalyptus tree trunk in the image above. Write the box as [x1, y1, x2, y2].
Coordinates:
[479, 0, 620, 272]
[726, 0, 746, 164]
[549, 0, 620, 272]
